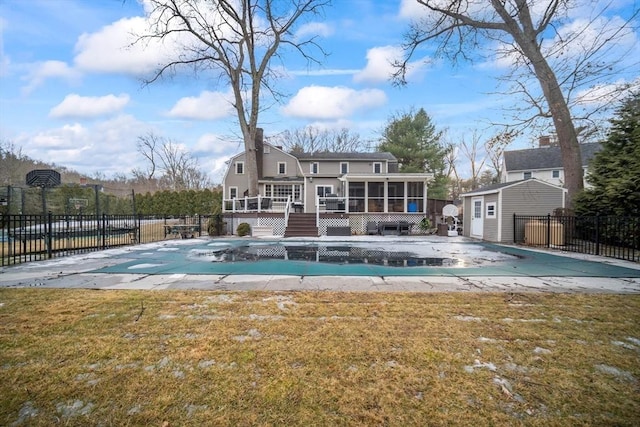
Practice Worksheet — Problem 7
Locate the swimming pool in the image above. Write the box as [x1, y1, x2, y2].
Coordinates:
[91, 236, 560, 277]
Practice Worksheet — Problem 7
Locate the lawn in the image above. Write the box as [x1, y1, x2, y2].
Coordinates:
[1, 289, 638, 426]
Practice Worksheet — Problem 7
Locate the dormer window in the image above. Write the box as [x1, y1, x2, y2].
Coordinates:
[236, 161, 244, 174]
[373, 162, 383, 174]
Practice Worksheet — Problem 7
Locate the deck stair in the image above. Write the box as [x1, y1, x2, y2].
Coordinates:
[284, 213, 318, 237]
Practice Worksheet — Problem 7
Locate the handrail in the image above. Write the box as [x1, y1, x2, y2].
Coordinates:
[284, 196, 292, 228]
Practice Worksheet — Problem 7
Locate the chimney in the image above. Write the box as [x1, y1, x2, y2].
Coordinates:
[255, 127, 264, 179]
[539, 135, 551, 147]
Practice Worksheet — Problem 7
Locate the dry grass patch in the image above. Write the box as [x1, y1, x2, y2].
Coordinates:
[1, 289, 638, 426]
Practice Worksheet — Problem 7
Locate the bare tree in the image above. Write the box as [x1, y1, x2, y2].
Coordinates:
[484, 130, 516, 179]
[395, 0, 639, 208]
[139, 0, 329, 196]
[459, 131, 487, 191]
[272, 126, 365, 153]
[135, 133, 211, 191]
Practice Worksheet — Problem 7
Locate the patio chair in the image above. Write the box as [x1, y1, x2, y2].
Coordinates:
[260, 197, 272, 210]
[366, 221, 378, 235]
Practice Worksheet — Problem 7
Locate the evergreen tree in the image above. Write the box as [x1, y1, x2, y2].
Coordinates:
[378, 108, 449, 199]
[575, 92, 640, 216]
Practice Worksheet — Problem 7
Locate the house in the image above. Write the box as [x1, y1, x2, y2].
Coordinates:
[501, 141, 601, 188]
[221, 131, 434, 236]
[460, 178, 566, 243]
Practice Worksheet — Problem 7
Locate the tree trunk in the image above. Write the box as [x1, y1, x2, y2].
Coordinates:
[518, 44, 583, 209]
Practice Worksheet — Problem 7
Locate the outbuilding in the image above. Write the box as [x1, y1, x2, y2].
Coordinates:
[460, 178, 567, 243]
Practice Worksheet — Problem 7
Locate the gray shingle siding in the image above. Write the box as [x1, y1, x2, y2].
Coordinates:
[499, 181, 565, 242]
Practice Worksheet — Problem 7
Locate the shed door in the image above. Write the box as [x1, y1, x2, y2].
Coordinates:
[471, 197, 483, 238]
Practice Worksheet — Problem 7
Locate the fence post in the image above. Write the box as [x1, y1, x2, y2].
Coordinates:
[198, 215, 202, 237]
[101, 213, 107, 249]
[137, 214, 142, 244]
[47, 211, 53, 259]
[513, 213, 516, 243]
[595, 214, 600, 256]
[546, 214, 551, 248]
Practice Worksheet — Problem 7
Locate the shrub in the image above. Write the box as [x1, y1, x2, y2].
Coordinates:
[207, 213, 226, 236]
[419, 217, 431, 232]
[236, 222, 251, 237]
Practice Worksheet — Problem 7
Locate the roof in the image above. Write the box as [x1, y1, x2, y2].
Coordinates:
[503, 143, 601, 171]
[461, 178, 566, 197]
[293, 152, 397, 161]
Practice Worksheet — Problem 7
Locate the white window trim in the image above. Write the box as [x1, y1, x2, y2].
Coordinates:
[552, 170, 560, 178]
[373, 162, 383, 174]
[486, 202, 496, 218]
[340, 162, 349, 174]
[229, 186, 238, 199]
[277, 162, 286, 175]
[236, 161, 244, 174]
[310, 162, 319, 174]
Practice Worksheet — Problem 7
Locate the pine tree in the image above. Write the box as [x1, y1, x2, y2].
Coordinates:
[378, 108, 449, 199]
[575, 93, 640, 216]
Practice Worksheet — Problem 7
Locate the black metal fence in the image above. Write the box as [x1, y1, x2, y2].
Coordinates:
[1, 213, 209, 267]
[514, 214, 639, 262]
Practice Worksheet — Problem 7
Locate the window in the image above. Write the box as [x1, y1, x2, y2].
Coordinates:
[340, 162, 349, 174]
[349, 182, 365, 212]
[388, 182, 405, 212]
[229, 187, 238, 199]
[310, 162, 319, 174]
[316, 186, 333, 205]
[263, 145, 270, 154]
[235, 161, 244, 174]
[552, 170, 560, 178]
[486, 202, 496, 218]
[373, 162, 383, 174]
[523, 171, 532, 179]
[277, 162, 286, 175]
[264, 184, 301, 202]
[368, 182, 384, 212]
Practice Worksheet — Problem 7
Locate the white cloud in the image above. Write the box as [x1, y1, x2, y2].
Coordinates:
[295, 21, 334, 39]
[281, 85, 387, 120]
[194, 133, 241, 155]
[18, 115, 153, 177]
[74, 16, 175, 75]
[22, 60, 82, 94]
[166, 90, 236, 120]
[49, 94, 130, 119]
[574, 77, 640, 107]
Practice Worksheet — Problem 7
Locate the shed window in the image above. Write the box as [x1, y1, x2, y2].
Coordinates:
[486, 202, 496, 218]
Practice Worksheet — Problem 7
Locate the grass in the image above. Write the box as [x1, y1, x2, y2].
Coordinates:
[1, 289, 639, 426]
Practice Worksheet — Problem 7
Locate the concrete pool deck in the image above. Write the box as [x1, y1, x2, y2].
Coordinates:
[1, 236, 639, 293]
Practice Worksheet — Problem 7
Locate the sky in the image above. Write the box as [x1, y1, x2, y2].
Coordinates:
[0, 0, 638, 184]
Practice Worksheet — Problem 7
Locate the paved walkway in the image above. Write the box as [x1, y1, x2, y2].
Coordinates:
[1, 237, 639, 293]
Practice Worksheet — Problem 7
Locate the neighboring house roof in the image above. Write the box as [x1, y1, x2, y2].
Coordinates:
[461, 178, 566, 197]
[293, 152, 397, 161]
[503, 143, 601, 171]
